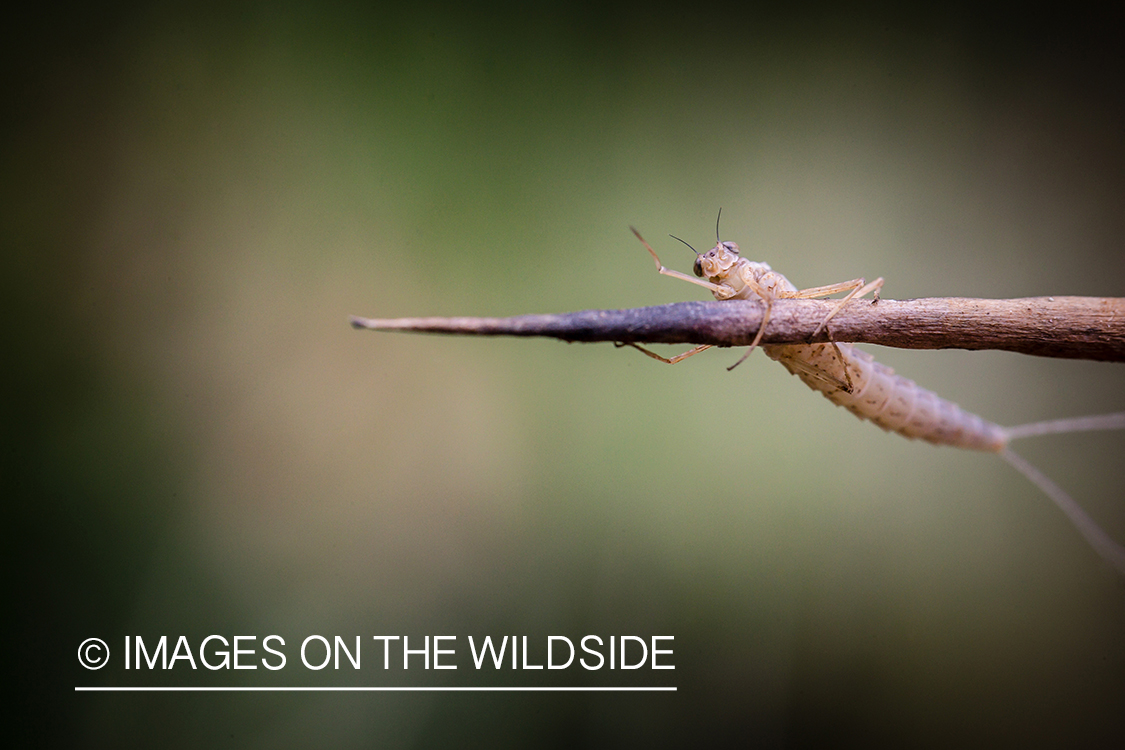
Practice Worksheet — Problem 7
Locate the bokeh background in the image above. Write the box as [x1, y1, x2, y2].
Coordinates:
[10, 2, 1125, 746]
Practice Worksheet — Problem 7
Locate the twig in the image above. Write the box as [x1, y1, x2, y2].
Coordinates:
[350, 296, 1125, 362]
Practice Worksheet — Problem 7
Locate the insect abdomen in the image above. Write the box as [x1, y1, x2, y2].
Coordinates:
[764, 343, 1008, 452]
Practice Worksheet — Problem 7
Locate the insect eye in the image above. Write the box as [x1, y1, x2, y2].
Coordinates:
[693, 258, 703, 277]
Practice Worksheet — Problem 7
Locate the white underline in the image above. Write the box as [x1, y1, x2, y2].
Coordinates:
[75, 686, 676, 692]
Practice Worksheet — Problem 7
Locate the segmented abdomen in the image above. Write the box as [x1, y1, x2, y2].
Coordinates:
[762, 342, 1008, 452]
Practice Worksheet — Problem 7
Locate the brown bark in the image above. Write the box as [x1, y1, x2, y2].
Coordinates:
[351, 296, 1125, 362]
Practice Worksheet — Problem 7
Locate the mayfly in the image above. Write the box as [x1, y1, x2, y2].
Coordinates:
[624, 213, 1125, 576]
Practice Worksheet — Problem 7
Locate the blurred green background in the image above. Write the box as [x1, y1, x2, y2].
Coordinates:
[9, 1, 1125, 746]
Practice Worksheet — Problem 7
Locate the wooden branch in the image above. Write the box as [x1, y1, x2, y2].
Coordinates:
[350, 296, 1125, 362]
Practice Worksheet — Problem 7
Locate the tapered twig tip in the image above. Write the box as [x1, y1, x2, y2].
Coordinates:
[350, 316, 375, 329]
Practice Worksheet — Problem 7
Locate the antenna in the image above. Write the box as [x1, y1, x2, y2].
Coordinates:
[668, 234, 701, 256]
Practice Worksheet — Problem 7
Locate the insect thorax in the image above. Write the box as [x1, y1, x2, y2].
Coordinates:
[753, 266, 798, 297]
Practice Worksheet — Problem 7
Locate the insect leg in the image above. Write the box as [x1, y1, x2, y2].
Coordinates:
[827, 339, 856, 393]
[770, 350, 851, 392]
[615, 341, 713, 364]
[803, 277, 884, 339]
[721, 262, 785, 371]
[631, 227, 734, 298]
[792, 279, 872, 299]
[726, 294, 773, 371]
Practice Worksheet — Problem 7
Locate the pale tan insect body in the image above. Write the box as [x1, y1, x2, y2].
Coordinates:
[630, 225, 1125, 576]
[764, 342, 1008, 452]
[636, 230, 1009, 452]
